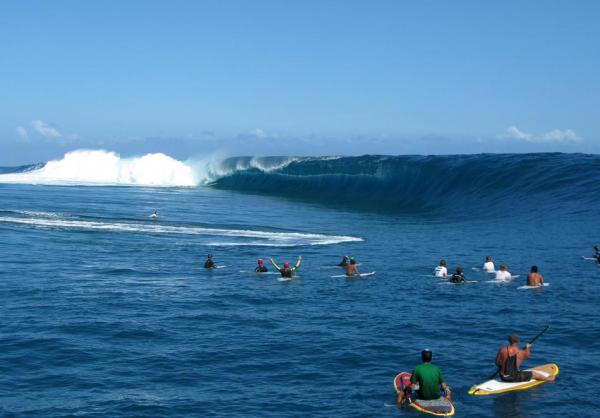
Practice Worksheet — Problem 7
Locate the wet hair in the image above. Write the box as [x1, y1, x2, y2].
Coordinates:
[485, 256, 492, 262]
[500, 264, 507, 271]
[455, 266, 463, 274]
[350, 258, 357, 265]
[208, 254, 213, 258]
[508, 334, 520, 344]
[530, 265, 538, 273]
[421, 350, 433, 362]
[440, 259, 447, 266]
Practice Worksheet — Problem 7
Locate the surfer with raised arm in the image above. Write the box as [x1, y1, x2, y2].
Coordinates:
[255, 259, 268, 273]
[204, 254, 216, 269]
[495, 334, 555, 382]
[483, 256, 495, 273]
[345, 258, 360, 277]
[397, 349, 451, 404]
[495, 264, 512, 281]
[270, 256, 302, 278]
[434, 260, 448, 278]
[526, 266, 544, 287]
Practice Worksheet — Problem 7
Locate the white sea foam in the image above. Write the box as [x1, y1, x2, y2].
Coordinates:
[0, 215, 362, 246]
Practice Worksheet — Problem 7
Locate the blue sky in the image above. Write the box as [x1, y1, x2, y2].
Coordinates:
[1, 0, 599, 164]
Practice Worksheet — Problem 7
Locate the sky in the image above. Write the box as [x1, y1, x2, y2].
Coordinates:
[1, 0, 599, 165]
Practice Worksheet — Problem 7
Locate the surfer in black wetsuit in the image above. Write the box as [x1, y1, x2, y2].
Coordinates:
[449, 266, 465, 283]
[270, 256, 302, 278]
[594, 246, 600, 261]
[338, 256, 350, 267]
[255, 259, 268, 273]
[204, 254, 216, 269]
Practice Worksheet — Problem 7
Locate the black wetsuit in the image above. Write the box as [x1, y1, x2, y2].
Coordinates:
[255, 265, 268, 273]
[281, 268, 293, 278]
[449, 273, 465, 283]
[204, 259, 215, 269]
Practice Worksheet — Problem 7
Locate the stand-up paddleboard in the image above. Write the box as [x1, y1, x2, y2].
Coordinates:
[468, 363, 559, 395]
[331, 272, 375, 278]
[393, 372, 455, 416]
[517, 283, 550, 289]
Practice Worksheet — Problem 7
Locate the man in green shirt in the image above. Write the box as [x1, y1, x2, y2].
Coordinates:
[399, 349, 451, 403]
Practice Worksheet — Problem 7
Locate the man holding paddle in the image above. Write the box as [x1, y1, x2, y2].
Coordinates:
[495, 331, 556, 382]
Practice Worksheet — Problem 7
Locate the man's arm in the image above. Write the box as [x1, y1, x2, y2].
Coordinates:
[269, 258, 281, 272]
[292, 256, 302, 272]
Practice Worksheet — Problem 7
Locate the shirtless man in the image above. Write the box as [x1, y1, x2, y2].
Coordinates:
[526, 266, 544, 287]
[495, 334, 555, 382]
[346, 258, 360, 277]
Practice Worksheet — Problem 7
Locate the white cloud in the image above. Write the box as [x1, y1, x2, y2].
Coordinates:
[498, 126, 582, 143]
[31, 120, 62, 138]
[16, 126, 29, 141]
[250, 128, 266, 138]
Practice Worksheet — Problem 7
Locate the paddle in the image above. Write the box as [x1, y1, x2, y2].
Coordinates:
[487, 325, 550, 380]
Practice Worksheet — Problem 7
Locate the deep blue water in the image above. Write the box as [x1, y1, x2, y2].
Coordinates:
[1, 153, 600, 417]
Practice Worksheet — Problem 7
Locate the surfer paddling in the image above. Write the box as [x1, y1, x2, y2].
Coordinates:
[495, 334, 555, 383]
[269, 256, 302, 279]
[204, 254, 216, 269]
[526, 266, 544, 287]
[397, 349, 451, 404]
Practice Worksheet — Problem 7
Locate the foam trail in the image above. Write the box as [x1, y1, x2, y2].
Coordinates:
[0, 214, 362, 246]
[0, 150, 198, 187]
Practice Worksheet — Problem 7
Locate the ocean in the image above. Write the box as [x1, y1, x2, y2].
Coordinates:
[1, 151, 599, 417]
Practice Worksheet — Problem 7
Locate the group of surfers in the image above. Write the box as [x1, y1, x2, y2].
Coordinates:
[434, 256, 545, 286]
[203, 254, 364, 278]
[398, 334, 555, 406]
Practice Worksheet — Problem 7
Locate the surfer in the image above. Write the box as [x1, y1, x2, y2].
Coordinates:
[526, 266, 544, 287]
[149, 210, 159, 219]
[594, 246, 600, 261]
[434, 260, 448, 278]
[495, 334, 556, 382]
[483, 256, 495, 273]
[255, 259, 268, 273]
[345, 258, 360, 277]
[397, 349, 451, 404]
[338, 256, 350, 267]
[204, 254, 216, 269]
[269, 256, 302, 278]
[495, 264, 512, 281]
[449, 266, 465, 283]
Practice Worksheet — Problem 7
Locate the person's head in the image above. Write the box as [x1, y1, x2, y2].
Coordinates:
[421, 349, 433, 363]
[485, 256, 492, 262]
[500, 264, 507, 271]
[455, 266, 463, 274]
[343, 256, 349, 261]
[208, 254, 213, 259]
[508, 334, 520, 345]
[530, 265, 538, 273]
[440, 259, 447, 267]
[350, 258, 357, 265]
[258, 259, 264, 266]
[595, 246, 599, 251]
[284, 262, 290, 269]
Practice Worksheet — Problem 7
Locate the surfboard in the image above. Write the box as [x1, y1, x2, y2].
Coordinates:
[582, 256, 597, 260]
[468, 363, 559, 396]
[330, 271, 375, 278]
[277, 277, 294, 282]
[440, 280, 478, 284]
[517, 283, 549, 289]
[393, 372, 455, 416]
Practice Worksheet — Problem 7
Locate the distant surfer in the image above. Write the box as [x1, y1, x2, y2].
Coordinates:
[345, 258, 360, 277]
[149, 210, 159, 219]
[594, 246, 600, 261]
[483, 256, 495, 273]
[495, 265, 512, 281]
[449, 266, 465, 283]
[204, 254, 216, 269]
[255, 259, 268, 273]
[495, 334, 555, 382]
[526, 266, 544, 287]
[397, 349, 451, 404]
[270, 256, 302, 279]
[338, 256, 350, 267]
[434, 260, 448, 278]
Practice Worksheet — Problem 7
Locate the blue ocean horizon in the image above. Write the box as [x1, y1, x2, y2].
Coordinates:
[1, 151, 599, 417]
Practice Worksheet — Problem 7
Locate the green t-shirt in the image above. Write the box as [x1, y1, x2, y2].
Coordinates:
[411, 362, 444, 400]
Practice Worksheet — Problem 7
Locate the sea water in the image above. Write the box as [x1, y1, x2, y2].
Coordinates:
[1, 152, 599, 417]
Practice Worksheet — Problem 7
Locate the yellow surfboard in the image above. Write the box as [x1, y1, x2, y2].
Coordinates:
[468, 363, 559, 396]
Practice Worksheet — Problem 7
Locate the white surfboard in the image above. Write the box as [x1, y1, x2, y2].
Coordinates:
[278, 277, 294, 282]
[331, 271, 375, 278]
[517, 283, 550, 289]
[582, 256, 597, 260]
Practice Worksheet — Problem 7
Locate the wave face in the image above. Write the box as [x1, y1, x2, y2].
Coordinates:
[0, 150, 197, 187]
[211, 154, 600, 215]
